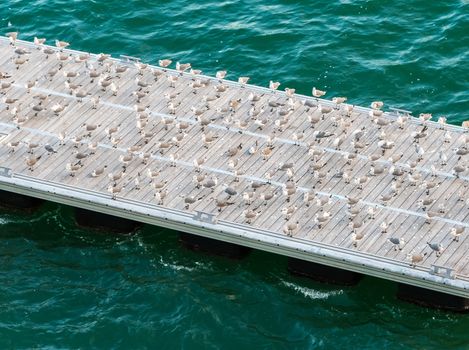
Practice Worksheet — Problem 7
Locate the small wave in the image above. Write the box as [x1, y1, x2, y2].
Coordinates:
[0, 217, 9, 225]
[158, 257, 213, 273]
[158, 257, 197, 272]
[281, 281, 343, 300]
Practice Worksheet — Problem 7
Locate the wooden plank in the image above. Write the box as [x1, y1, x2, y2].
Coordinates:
[1, 38, 468, 289]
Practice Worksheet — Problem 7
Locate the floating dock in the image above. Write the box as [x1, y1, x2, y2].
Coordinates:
[0, 37, 468, 305]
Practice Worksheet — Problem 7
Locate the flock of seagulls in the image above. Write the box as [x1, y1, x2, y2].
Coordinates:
[1, 33, 468, 271]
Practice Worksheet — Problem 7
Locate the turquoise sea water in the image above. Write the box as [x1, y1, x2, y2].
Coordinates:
[0, 0, 468, 348]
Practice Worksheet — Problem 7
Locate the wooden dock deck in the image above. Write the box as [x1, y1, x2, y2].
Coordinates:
[0, 37, 468, 297]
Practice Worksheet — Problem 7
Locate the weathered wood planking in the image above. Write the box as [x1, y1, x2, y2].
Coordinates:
[0, 38, 468, 285]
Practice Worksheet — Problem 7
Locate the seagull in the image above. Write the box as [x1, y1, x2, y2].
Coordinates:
[318, 104, 333, 114]
[312, 87, 326, 99]
[115, 65, 128, 74]
[55, 39, 70, 50]
[380, 221, 391, 233]
[7, 140, 20, 153]
[242, 191, 255, 205]
[213, 198, 233, 212]
[105, 125, 120, 138]
[419, 113, 432, 122]
[131, 173, 141, 191]
[454, 147, 469, 156]
[216, 70, 226, 80]
[223, 185, 238, 197]
[450, 226, 465, 242]
[6, 32, 18, 45]
[346, 196, 361, 206]
[389, 237, 405, 251]
[259, 191, 276, 205]
[281, 205, 297, 221]
[226, 143, 243, 157]
[91, 165, 107, 177]
[182, 195, 201, 210]
[146, 169, 160, 181]
[190, 68, 202, 75]
[202, 177, 218, 191]
[351, 232, 364, 247]
[285, 88, 295, 97]
[396, 116, 407, 129]
[269, 81, 280, 91]
[44, 144, 57, 154]
[51, 103, 66, 114]
[176, 62, 191, 73]
[25, 155, 41, 171]
[438, 116, 447, 128]
[349, 219, 363, 232]
[238, 76, 250, 85]
[418, 197, 435, 209]
[65, 162, 80, 176]
[313, 130, 334, 141]
[281, 183, 296, 202]
[367, 206, 377, 219]
[369, 163, 385, 176]
[96, 53, 110, 62]
[192, 173, 205, 189]
[427, 242, 444, 257]
[135, 62, 148, 75]
[346, 206, 360, 219]
[26, 141, 39, 154]
[193, 157, 207, 172]
[108, 171, 125, 183]
[354, 175, 369, 190]
[159, 59, 172, 68]
[108, 184, 124, 199]
[438, 150, 447, 166]
[369, 109, 383, 117]
[283, 221, 299, 237]
[332, 97, 347, 104]
[453, 164, 466, 177]
[151, 180, 168, 191]
[243, 209, 259, 224]
[42, 46, 55, 58]
[139, 152, 151, 165]
[407, 252, 427, 267]
[25, 79, 37, 92]
[119, 153, 133, 170]
[370, 101, 384, 109]
[313, 212, 331, 228]
[110, 82, 118, 96]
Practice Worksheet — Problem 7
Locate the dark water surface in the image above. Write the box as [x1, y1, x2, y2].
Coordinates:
[0, 0, 468, 348]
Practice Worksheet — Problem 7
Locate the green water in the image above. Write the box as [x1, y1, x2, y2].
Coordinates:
[1, 0, 468, 348]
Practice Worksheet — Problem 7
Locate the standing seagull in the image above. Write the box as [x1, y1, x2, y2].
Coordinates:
[312, 87, 326, 98]
[450, 226, 465, 242]
[238, 77, 250, 86]
[389, 237, 405, 251]
[269, 81, 280, 91]
[34, 37, 46, 47]
[55, 39, 70, 50]
[6, 32, 18, 45]
[427, 242, 444, 257]
[216, 70, 226, 81]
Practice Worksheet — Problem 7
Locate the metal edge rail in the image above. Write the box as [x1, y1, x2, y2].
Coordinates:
[0, 173, 467, 298]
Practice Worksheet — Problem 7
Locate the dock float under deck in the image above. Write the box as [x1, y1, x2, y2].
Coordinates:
[0, 37, 468, 310]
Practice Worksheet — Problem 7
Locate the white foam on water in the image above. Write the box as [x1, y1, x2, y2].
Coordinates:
[281, 281, 343, 300]
[159, 257, 196, 272]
